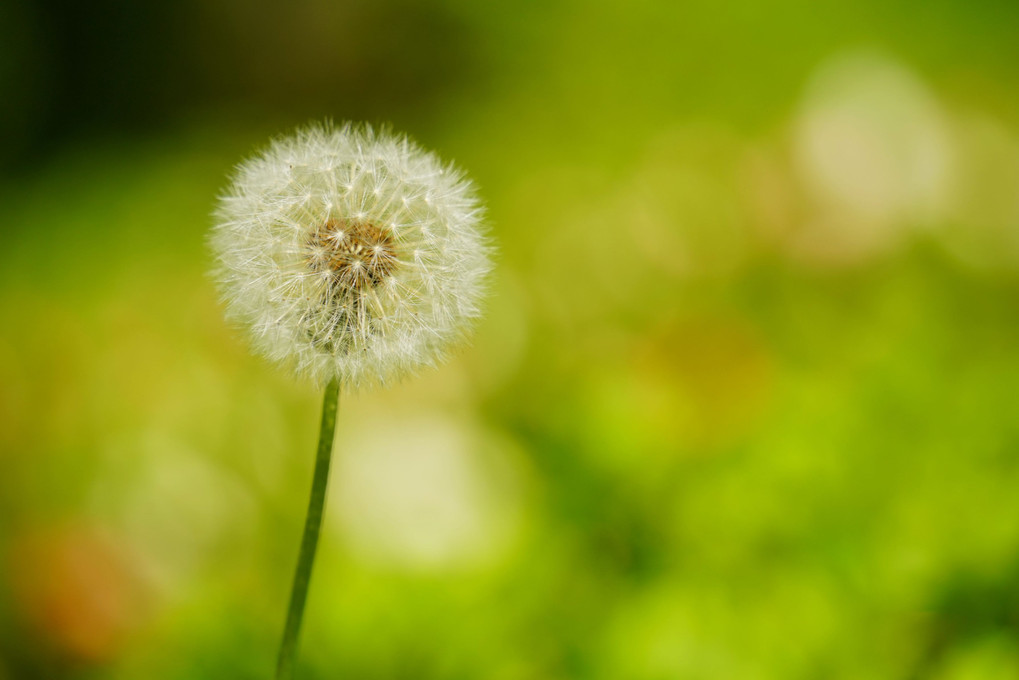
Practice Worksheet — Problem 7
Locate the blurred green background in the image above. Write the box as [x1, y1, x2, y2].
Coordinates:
[3, 0, 1019, 678]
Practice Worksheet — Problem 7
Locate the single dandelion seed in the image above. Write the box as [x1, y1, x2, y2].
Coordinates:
[209, 122, 491, 680]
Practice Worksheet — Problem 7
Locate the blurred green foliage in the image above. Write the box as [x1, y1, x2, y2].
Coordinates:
[2, 0, 1019, 678]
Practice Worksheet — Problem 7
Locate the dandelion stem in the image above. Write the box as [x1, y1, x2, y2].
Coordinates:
[276, 377, 340, 680]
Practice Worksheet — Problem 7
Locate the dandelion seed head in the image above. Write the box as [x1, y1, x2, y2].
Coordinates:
[211, 122, 491, 388]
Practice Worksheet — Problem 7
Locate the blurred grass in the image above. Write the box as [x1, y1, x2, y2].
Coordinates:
[2, 0, 1019, 678]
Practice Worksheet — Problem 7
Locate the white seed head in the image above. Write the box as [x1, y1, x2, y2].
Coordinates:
[211, 122, 491, 389]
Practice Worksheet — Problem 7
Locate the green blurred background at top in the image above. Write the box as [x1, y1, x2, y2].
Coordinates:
[2, 0, 1019, 678]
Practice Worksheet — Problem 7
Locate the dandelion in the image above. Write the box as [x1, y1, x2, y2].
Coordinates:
[209, 122, 491, 679]
[212, 122, 490, 389]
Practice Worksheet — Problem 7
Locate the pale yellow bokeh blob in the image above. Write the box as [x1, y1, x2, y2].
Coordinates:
[330, 411, 527, 570]
[792, 51, 953, 264]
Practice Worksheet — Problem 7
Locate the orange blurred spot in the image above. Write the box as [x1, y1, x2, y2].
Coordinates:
[9, 524, 149, 664]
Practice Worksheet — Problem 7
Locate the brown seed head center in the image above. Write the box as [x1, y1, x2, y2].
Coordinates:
[307, 219, 398, 291]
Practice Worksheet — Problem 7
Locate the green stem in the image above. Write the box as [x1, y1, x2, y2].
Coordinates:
[276, 377, 340, 680]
